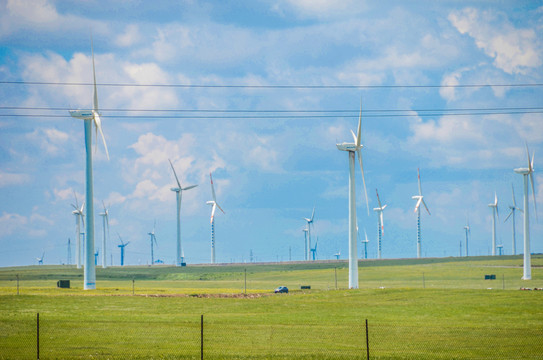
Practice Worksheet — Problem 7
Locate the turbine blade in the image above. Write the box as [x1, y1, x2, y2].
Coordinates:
[91, 34, 98, 112]
[530, 171, 537, 220]
[311, 206, 315, 222]
[380, 212, 384, 233]
[210, 203, 216, 224]
[216, 202, 225, 214]
[168, 159, 182, 189]
[422, 199, 431, 215]
[182, 184, 198, 191]
[94, 113, 109, 160]
[210, 173, 217, 202]
[350, 129, 357, 144]
[356, 149, 370, 215]
[356, 99, 362, 147]
[414, 197, 422, 213]
[376, 189, 382, 208]
[417, 168, 422, 195]
[504, 209, 513, 222]
[511, 183, 516, 207]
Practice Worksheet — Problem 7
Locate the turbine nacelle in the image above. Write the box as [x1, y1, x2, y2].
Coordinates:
[69, 110, 94, 120]
[336, 143, 361, 152]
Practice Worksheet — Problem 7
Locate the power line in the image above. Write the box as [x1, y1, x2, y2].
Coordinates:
[2, 80, 543, 89]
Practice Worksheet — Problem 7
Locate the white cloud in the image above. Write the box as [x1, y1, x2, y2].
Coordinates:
[0, 171, 30, 187]
[0, 212, 28, 237]
[449, 8, 542, 74]
[115, 24, 141, 47]
[270, 0, 367, 19]
[25, 127, 70, 156]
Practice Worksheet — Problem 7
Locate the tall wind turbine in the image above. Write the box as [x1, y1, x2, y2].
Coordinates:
[148, 220, 158, 265]
[373, 189, 387, 259]
[117, 233, 129, 266]
[71, 193, 85, 269]
[69, 38, 109, 290]
[463, 218, 470, 257]
[98, 201, 109, 269]
[412, 168, 430, 258]
[169, 159, 197, 266]
[504, 184, 522, 256]
[207, 173, 224, 264]
[488, 193, 499, 256]
[336, 100, 369, 289]
[303, 207, 315, 261]
[514, 144, 537, 280]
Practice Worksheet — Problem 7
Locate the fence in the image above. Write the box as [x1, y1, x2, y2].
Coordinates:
[1, 314, 542, 359]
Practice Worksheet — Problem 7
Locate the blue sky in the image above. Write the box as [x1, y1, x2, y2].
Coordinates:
[0, 0, 542, 267]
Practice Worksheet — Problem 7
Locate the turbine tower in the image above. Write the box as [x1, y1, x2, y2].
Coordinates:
[303, 207, 315, 261]
[373, 189, 387, 259]
[98, 201, 109, 268]
[514, 144, 537, 280]
[504, 184, 522, 256]
[69, 37, 110, 290]
[148, 220, 158, 265]
[169, 159, 198, 266]
[117, 233, 129, 266]
[207, 173, 224, 264]
[488, 193, 499, 256]
[336, 100, 369, 289]
[463, 218, 470, 257]
[302, 228, 309, 260]
[361, 228, 369, 259]
[412, 168, 430, 258]
[71, 193, 84, 269]
[67, 238, 72, 265]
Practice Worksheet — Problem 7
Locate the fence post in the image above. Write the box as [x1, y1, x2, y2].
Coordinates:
[37, 313, 39, 360]
[200, 314, 204, 360]
[132, 279, 135, 295]
[365, 319, 369, 360]
[244, 268, 247, 294]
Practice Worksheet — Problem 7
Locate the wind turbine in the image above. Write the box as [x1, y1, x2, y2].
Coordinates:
[302, 228, 309, 260]
[373, 189, 387, 259]
[98, 201, 109, 269]
[463, 218, 470, 257]
[310, 238, 318, 261]
[71, 192, 85, 269]
[67, 238, 72, 265]
[334, 250, 341, 260]
[336, 100, 369, 289]
[488, 193, 499, 256]
[117, 233, 129, 266]
[169, 159, 197, 266]
[206, 172, 224, 264]
[69, 37, 110, 290]
[514, 144, 537, 280]
[148, 220, 158, 265]
[36, 252, 44, 265]
[303, 207, 315, 261]
[504, 184, 522, 256]
[412, 168, 430, 258]
[361, 228, 369, 259]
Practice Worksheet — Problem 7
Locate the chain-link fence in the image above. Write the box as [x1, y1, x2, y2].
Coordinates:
[1, 313, 542, 359]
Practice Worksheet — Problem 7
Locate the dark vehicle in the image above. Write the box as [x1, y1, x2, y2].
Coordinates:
[274, 286, 288, 293]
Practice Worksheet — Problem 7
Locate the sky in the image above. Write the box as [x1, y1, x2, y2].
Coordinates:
[0, 0, 542, 267]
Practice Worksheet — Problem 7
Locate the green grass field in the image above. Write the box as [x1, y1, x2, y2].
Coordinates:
[1, 256, 542, 359]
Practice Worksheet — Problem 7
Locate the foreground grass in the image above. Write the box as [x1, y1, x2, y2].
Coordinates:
[1, 256, 542, 359]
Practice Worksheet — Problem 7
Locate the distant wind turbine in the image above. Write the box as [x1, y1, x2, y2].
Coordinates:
[412, 168, 430, 258]
[67, 238, 72, 265]
[302, 228, 309, 260]
[169, 159, 197, 266]
[98, 201, 109, 269]
[207, 173, 224, 264]
[504, 184, 522, 256]
[463, 218, 470, 257]
[148, 220, 158, 265]
[361, 228, 369, 259]
[36, 252, 44, 265]
[488, 193, 499, 256]
[117, 233, 129, 266]
[373, 189, 387, 259]
[310, 238, 318, 261]
[334, 250, 341, 260]
[71, 192, 84, 269]
[514, 144, 537, 280]
[69, 37, 110, 290]
[303, 207, 315, 261]
[336, 100, 369, 289]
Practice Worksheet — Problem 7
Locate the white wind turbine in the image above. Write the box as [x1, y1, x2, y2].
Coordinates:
[412, 168, 430, 258]
[71, 192, 85, 269]
[514, 144, 537, 280]
[373, 189, 387, 259]
[168, 159, 197, 266]
[36, 252, 45, 265]
[303, 207, 315, 261]
[302, 228, 309, 260]
[207, 172, 224, 264]
[148, 220, 158, 265]
[361, 228, 369, 259]
[504, 184, 522, 256]
[69, 38, 109, 290]
[336, 101, 369, 289]
[98, 201, 109, 269]
[463, 218, 470, 257]
[488, 193, 499, 256]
